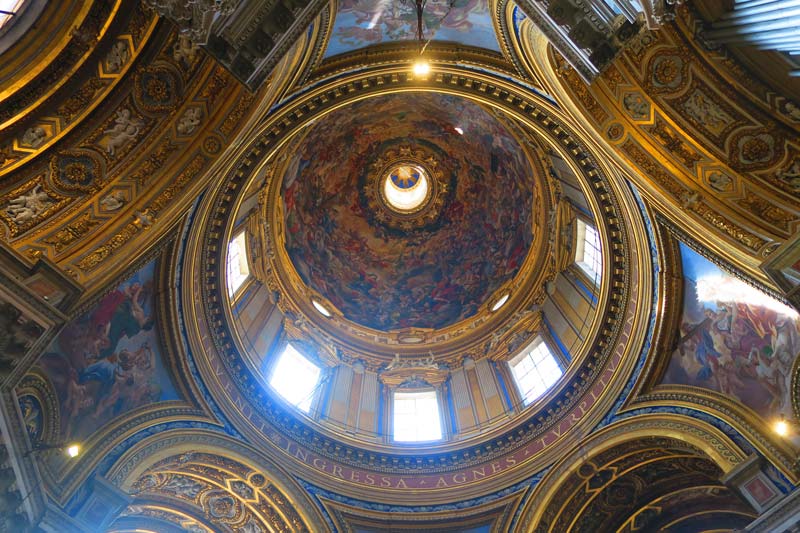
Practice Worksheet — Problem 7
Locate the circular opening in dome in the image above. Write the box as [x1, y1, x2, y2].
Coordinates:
[382, 164, 429, 213]
[490, 293, 510, 312]
[312, 299, 332, 317]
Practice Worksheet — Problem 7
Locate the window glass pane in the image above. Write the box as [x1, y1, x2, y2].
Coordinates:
[575, 220, 602, 282]
[393, 390, 442, 442]
[227, 231, 250, 297]
[0, 0, 25, 29]
[510, 340, 563, 405]
[269, 344, 321, 413]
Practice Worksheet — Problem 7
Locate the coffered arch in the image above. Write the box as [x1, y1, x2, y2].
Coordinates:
[518, 413, 755, 532]
[106, 429, 329, 532]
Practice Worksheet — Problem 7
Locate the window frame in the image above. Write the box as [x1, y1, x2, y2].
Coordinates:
[267, 342, 322, 414]
[226, 228, 251, 299]
[508, 337, 563, 407]
[391, 387, 444, 443]
[573, 217, 602, 285]
[0, 0, 26, 32]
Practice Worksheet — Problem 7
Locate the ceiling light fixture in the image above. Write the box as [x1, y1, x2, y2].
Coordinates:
[491, 293, 510, 312]
[407, 0, 456, 75]
[774, 415, 790, 437]
[413, 59, 431, 76]
[24, 441, 82, 458]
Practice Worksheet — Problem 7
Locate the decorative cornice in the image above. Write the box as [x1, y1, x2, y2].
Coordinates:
[634, 388, 800, 483]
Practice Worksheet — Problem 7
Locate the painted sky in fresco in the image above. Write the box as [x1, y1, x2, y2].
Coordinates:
[662, 243, 799, 420]
[325, 0, 500, 58]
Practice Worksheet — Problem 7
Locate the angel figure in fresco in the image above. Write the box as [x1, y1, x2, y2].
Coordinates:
[62, 342, 155, 434]
[671, 285, 800, 418]
[63, 375, 93, 435]
[42, 276, 161, 438]
[63, 352, 119, 427]
[90, 343, 154, 420]
[89, 281, 155, 360]
[676, 316, 720, 382]
[749, 345, 782, 413]
[771, 316, 800, 413]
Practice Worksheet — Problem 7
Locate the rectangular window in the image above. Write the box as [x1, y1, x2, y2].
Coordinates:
[575, 219, 602, 282]
[227, 230, 250, 297]
[393, 390, 442, 442]
[269, 344, 321, 413]
[509, 339, 563, 405]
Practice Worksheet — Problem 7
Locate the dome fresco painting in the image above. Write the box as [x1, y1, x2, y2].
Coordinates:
[239, 85, 608, 455]
[281, 93, 535, 331]
[1, 1, 800, 531]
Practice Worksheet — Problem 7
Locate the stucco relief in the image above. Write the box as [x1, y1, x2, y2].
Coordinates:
[707, 171, 733, 193]
[20, 126, 49, 149]
[779, 157, 800, 192]
[177, 107, 203, 135]
[681, 88, 734, 138]
[5, 186, 53, 225]
[104, 41, 130, 74]
[50, 151, 105, 193]
[0, 0, 158, 182]
[101, 109, 144, 157]
[622, 91, 650, 119]
[650, 54, 684, 89]
[785, 102, 800, 122]
[0, 177, 70, 237]
[100, 191, 128, 211]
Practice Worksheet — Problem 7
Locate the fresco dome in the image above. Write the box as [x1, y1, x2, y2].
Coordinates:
[198, 78, 645, 505]
[280, 93, 536, 331]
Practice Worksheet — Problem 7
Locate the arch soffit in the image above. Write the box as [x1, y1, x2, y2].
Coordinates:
[511, 11, 800, 287]
[518, 412, 749, 531]
[104, 428, 330, 532]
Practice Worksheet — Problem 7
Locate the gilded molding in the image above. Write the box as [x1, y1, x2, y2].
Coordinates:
[634, 388, 800, 482]
[520, 16, 798, 286]
[106, 429, 328, 531]
[180, 63, 653, 503]
[0, 7, 159, 179]
[518, 413, 748, 531]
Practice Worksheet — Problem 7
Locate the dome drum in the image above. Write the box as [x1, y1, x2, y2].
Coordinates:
[187, 68, 652, 503]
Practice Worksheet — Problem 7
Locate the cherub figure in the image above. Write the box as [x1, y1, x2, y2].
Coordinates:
[104, 109, 143, 156]
[5, 184, 51, 224]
